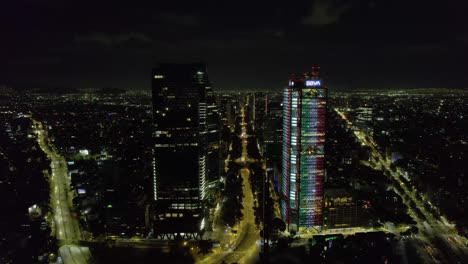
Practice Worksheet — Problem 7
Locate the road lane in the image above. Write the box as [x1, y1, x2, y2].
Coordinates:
[32, 119, 91, 264]
[216, 107, 261, 264]
[199, 106, 260, 264]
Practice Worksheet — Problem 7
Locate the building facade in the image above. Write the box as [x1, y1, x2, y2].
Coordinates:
[151, 63, 219, 238]
[281, 66, 326, 230]
[323, 189, 368, 229]
[264, 94, 283, 191]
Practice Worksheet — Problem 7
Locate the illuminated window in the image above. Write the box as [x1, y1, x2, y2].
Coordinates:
[154, 75, 165, 79]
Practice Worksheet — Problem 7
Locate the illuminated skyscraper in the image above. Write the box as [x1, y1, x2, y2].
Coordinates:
[151, 63, 219, 238]
[281, 66, 326, 230]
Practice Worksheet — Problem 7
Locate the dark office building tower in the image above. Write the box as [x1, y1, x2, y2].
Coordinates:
[152, 63, 220, 238]
[281, 66, 327, 231]
[264, 94, 283, 191]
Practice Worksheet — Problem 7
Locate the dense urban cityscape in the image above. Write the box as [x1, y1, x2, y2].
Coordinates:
[1, 78, 467, 263]
[1, 1, 467, 263]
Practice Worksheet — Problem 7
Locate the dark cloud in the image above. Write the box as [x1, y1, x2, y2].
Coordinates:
[14, 57, 63, 66]
[159, 13, 201, 28]
[263, 29, 286, 38]
[302, 0, 351, 26]
[74, 32, 152, 47]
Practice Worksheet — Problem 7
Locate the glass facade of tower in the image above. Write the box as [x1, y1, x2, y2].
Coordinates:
[152, 63, 219, 236]
[281, 67, 326, 229]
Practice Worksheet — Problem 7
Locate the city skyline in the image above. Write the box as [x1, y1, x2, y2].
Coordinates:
[1, 1, 467, 263]
[1, 84, 467, 263]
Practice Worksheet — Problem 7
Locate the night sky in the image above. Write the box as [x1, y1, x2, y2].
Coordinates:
[1, 0, 466, 91]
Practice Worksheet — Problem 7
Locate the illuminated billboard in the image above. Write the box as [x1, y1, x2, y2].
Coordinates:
[305, 80, 321, 87]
